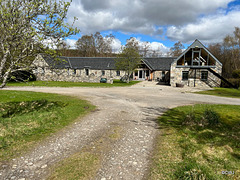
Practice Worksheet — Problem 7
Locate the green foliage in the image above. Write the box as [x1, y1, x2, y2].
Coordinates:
[182, 107, 220, 127]
[115, 42, 142, 83]
[0, 0, 79, 88]
[203, 108, 220, 126]
[0, 90, 94, 160]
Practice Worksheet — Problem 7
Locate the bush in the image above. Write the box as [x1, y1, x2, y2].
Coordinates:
[182, 111, 196, 126]
[182, 108, 220, 127]
[203, 108, 220, 126]
[232, 69, 240, 78]
[221, 78, 240, 88]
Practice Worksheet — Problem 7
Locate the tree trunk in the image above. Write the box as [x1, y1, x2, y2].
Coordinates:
[0, 69, 11, 88]
[127, 76, 130, 83]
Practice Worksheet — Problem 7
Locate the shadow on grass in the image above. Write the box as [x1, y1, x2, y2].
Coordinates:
[157, 105, 240, 153]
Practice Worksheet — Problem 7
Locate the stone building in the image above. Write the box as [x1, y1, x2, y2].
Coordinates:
[32, 55, 175, 83]
[170, 39, 222, 88]
[31, 39, 223, 88]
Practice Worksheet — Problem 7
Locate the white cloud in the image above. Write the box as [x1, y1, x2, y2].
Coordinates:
[66, 39, 77, 49]
[166, 10, 240, 44]
[110, 38, 122, 53]
[67, 0, 233, 37]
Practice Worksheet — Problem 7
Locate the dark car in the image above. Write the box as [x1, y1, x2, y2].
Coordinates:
[100, 78, 107, 83]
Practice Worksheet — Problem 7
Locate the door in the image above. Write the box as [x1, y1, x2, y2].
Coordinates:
[139, 70, 143, 79]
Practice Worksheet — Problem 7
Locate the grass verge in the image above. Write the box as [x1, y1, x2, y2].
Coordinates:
[149, 104, 240, 180]
[195, 88, 240, 98]
[6, 80, 140, 87]
[0, 90, 95, 161]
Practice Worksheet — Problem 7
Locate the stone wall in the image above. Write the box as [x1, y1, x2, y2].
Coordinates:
[170, 60, 222, 88]
[31, 54, 125, 83]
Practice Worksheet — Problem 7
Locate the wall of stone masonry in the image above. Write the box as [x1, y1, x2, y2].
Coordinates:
[31, 55, 126, 83]
[170, 60, 222, 88]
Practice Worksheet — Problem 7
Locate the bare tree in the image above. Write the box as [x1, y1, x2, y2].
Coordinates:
[75, 34, 96, 57]
[75, 32, 114, 57]
[169, 41, 184, 57]
[223, 27, 240, 72]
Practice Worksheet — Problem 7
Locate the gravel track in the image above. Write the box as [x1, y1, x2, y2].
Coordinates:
[1, 82, 240, 180]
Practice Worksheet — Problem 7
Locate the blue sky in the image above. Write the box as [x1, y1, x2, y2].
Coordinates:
[65, 0, 240, 53]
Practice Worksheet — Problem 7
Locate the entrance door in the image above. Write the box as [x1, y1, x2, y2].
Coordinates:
[139, 70, 143, 79]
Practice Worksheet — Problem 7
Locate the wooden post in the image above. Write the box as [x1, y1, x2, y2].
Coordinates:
[194, 69, 196, 87]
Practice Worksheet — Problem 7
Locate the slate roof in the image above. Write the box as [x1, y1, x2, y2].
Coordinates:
[41, 55, 176, 71]
[143, 57, 176, 71]
[70, 57, 116, 70]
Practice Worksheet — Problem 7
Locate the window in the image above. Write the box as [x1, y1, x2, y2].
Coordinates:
[201, 71, 208, 81]
[41, 68, 45, 74]
[73, 69, 76, 75]
[85, 69, 89, 76]
[102, 70, 105, 76]
[135, 71, 138, 76]
[182, 71, 188, 80]
[116, 70, 120, 76]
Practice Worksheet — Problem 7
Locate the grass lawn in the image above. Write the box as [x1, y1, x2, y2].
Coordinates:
[195, 88, 240, 98]
[6, 80, 140, 88]
[149, 104, 240, 180]
[0, 90, 95, 161]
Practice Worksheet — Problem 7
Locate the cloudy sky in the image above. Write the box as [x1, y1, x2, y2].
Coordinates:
[65, 0, 240, 53]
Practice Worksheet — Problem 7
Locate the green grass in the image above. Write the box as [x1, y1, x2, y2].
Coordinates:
[6, 80, 140, 87]
[0, 90, 95, 161]
[195, 88, 240, 98]
[48, 151, 100, 180]
[149, 104, 240, 180]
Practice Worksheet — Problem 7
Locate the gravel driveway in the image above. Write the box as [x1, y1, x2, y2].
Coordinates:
[1, 82, 240, 180]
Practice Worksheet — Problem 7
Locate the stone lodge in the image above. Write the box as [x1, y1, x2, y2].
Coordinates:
[32, 39, 223, 88]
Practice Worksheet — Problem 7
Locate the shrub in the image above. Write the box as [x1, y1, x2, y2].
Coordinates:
[203, 108, 220, 126]
[182, 111, 196, 126]
[232, 69, 240, 79]
[182, 108, 220, 127]
[221, 78, 240, 88]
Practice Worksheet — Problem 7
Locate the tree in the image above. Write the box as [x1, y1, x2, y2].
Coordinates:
[169, 41, 184, 57]
[139, 41, 150, 57]
[75, 32, 114, 57]
[0, 0, 79, 88]
[208, 27, 240, 78]
[223, 27, 240, 73]
[94, 32, 114, 57]
[75, 34, 96, 57]
[115, 39, 142, 83]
